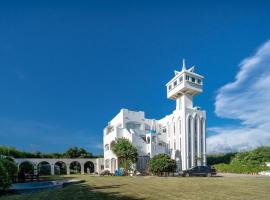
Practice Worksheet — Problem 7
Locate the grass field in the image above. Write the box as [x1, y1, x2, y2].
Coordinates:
[1, 175, 270, 200]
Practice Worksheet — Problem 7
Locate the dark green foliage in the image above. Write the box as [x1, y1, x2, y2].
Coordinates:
[0, 159, 12, 191]
[149, 153, 176, 176]
[207, 152, 237, 165]
[1, 157, 18, 180]
[231, 146, 270, 165]
[214, 163, 270, 174]
[64, 147, 93, 158]
[19, 161, 34, 174]
[212, 146, 270, 174]
[0, 145, 96, 158]
[111, 138, 138, 174]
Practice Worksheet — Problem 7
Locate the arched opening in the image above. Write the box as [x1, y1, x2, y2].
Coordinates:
[111, 158, 116, 173]
[187, 116, 192, 169]
[19, 161, 34, 175]
[69, 161, 81, 174]
[37, 161, 51, 175]
[194, 115, 199, 167]
[200, 118, 205, 163]
[54, 161, 67, 175]
[105, 159, 110, 169]
[84, 161, 94, 174]
[18, 161, 34, 182]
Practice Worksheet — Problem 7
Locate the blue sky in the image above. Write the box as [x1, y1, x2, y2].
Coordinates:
[1, 1, 270, 154]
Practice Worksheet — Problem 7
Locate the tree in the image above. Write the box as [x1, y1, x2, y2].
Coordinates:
[149, 154, 176, 176]
[64, 147, 93, 158]
[111, 138, 138, 175]
[1, 157, 18, 181]
[0, 159, 12, 191]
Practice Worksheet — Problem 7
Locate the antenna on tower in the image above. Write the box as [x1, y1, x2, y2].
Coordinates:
[182, 59, 186, 71]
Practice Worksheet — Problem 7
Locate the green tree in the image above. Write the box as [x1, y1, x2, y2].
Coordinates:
[1, 157, 18, 181]
[149, 153, 176, 176]
[111, 138, 138, 175]
[64, 147, 93, 158]
[0, 159, 12, 191]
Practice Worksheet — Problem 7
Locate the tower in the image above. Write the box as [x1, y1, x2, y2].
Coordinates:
[165, 59, 206, 170]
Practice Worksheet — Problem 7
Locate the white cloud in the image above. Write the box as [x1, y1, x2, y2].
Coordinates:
[207, 40, 270, 153]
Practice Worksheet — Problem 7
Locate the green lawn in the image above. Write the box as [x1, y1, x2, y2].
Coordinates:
[1, 175, 270, 200]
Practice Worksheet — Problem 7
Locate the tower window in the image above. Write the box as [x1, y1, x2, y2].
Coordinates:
[168, 85, 172, 90]
[191, 77, 196, 82]
[185, 75, 189, 81]
[173, 81, 177, 86]
[197, 79, 202, 84]
[179, 76, 183, 82]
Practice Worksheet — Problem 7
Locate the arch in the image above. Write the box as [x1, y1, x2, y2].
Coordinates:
[187, 115, 192, 169]
[104, 144, 109, 151]
[54, 161, 67, 175]
[69, 161, 81, 174]
[200, 118, 205, 162]
[37, 161, 51, 175]
[146, 136, 150, 144]
[193, 114, 200, 166]
[84, 161, 95, 174]
[105, 159, 110, 169]
[111, 158, 116, 173]
[19, 161, 34, 174]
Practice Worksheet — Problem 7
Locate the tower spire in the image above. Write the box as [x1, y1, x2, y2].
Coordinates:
[182, 58, 186, 71]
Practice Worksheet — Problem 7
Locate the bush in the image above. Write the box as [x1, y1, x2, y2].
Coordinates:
[149, 154, 176, 176]
[1, 157, 18, 180]
[214, 163, 270, 174]
[0, 160, 12, 191]
[207, 153, 236, 165]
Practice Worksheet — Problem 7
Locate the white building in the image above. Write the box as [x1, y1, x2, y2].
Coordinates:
[103, 60, 206, 172]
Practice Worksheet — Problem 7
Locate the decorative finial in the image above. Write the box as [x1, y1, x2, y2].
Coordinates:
[182, 58, 186, 70]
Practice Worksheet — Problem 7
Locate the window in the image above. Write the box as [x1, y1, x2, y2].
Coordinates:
[162, 127, 167, 133]
[105, 159, 110, 168]
[126, 122, 141, 130]
[191, 77, 196, 83]
[168, 85, 172, 90]
[104, 144, 109, 151]
[173, 80, 177, 86]
[174, 141, 176, 150]
[179, 76, 183, 82]
[185, 75, 189, 81]
[173, 122, 176, 135]
[197, 79, 202, 84]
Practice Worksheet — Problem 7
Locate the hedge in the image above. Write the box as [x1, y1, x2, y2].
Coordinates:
[214, 163, 270, 174]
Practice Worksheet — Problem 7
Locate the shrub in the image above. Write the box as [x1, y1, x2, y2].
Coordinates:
[0, 159, 12, 191]
[1, 157, 18, 181]
[149, 154, 176, 176]
[214, 163, 270, 174]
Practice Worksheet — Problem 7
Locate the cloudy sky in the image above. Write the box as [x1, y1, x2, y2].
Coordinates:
[0, 1, 270, 154]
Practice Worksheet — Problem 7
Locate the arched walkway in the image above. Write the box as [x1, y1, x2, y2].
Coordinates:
[69, 161, 81, 174]
[37, 161, 51, 175]
[84, 161, 94, 174]
[15, 158, 104, 175]
[54, 161, 67, 175]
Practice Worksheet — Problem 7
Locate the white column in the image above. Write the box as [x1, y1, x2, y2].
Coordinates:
[81, 163, 84, 175]
[66, 163, 70, 175]
[203, 120, 207, 165]
[191, 118, 195, 167]
[50, 164, 55, 175]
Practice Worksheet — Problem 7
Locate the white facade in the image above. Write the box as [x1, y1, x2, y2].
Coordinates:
[103, 60, 206, 172]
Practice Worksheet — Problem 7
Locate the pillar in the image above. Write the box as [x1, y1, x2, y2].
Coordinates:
[191, 118, 195, 167]
[66, 163, 70, 175]
[50, 164, 55, 175]
[81, 163, 84, 175]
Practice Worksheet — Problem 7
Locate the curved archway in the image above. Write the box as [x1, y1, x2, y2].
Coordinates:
[37, 161, 51, 175]
[193, 114, 200, 166]
[84, 161, 94, 174]
[19, 161, 34, 174]
[54, 161, 67, 175]
[70, 161, 81, 174]
[187, 115, 192, 169]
